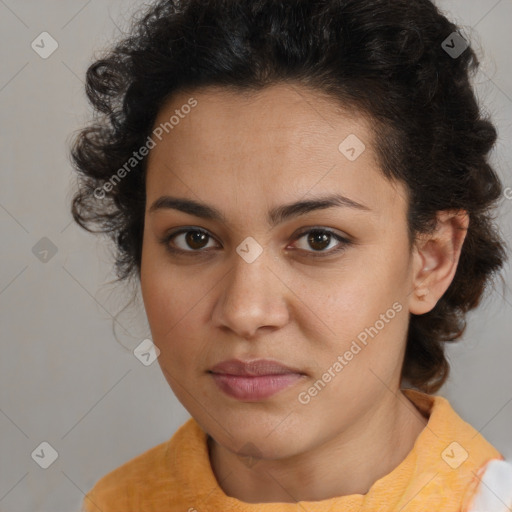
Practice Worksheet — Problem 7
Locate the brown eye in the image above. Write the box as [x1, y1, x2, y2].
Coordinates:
[292, 228, 352, 257]
[162, 228, 219, 253]
[306, 231, 331, 251]
[183, 230, 210, 250]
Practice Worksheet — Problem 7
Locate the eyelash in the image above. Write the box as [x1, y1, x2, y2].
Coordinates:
[159, 227, 352, 258]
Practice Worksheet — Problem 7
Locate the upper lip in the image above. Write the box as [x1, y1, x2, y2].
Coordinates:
[209, 359, 304, 376]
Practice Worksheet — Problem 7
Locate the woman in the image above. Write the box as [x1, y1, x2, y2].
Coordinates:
[70, 0, 512, 509]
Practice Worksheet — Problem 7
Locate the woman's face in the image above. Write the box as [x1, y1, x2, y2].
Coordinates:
[141, 83, 421, 459]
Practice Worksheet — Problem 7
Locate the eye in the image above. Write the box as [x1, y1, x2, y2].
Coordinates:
[290, 228, 352, 257]
[160, 228, 219, 254]
[160, 226, 352, 258]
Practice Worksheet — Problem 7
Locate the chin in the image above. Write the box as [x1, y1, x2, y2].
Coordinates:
[208, 416, 308, 460]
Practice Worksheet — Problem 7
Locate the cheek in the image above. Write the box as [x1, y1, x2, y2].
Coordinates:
[302, 256, 406, 335]
[140, 248, 199, 346]
[300, 247, 411, 372]
[140, 265, 217, 383]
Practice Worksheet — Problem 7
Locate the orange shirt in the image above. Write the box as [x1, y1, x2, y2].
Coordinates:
[81, 389, 508, 511]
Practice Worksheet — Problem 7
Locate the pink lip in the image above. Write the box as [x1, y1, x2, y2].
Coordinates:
[210, 373, 304, 400]
[208, 359, 305, 401]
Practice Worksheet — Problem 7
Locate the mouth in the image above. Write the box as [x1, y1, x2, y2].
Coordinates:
[208, 358, 306, 401]
[208, 358, 305, 377]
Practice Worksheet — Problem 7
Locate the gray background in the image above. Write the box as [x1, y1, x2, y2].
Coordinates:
[0, 1, 511, 511]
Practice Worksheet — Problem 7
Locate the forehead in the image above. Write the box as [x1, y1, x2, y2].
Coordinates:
[150, 83, 372, 158]
[145, 83, 407, 218]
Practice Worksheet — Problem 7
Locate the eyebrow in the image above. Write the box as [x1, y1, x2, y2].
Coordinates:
[148, 193, 371, 227]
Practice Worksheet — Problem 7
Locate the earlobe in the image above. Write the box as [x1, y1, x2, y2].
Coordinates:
[409, 265, 433, 315]
[415, 273, 430, 300]
[408, 210, 469, 315]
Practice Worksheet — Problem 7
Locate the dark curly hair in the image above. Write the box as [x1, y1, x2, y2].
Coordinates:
[69, 0, 508, 394]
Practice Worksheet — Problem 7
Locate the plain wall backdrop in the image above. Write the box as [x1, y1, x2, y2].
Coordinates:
[0, 1, 511, 510]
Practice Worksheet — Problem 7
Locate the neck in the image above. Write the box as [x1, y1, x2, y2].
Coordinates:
[207, 390, 428, 503]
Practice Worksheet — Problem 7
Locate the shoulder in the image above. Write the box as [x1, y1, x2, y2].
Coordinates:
[81, 418, 201, 512]
[81, 437, 172, 512]
[463, 458, 512, 512]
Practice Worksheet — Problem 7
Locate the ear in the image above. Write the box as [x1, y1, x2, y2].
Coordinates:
[409, 209, 469, 315]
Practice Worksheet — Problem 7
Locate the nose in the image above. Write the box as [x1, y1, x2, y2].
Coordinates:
[211, 249, 290, 339]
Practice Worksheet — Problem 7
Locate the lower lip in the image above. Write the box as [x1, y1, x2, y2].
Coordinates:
[210, 373, 304, 400]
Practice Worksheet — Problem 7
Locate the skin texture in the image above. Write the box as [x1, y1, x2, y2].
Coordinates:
[140, 83, 469, 502]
